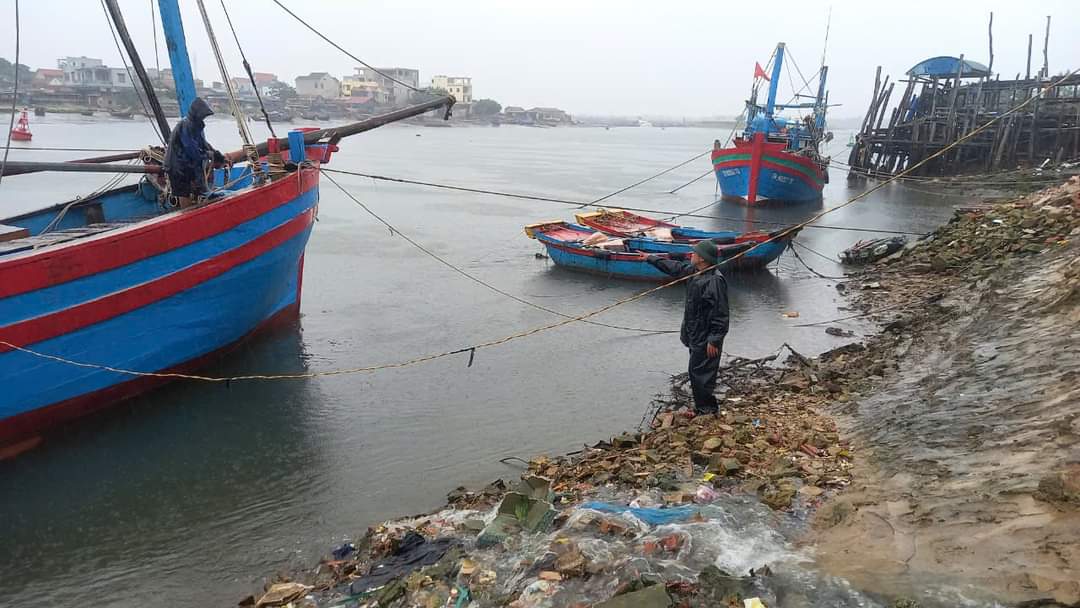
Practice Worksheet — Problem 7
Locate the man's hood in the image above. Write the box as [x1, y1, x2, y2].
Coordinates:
[188, 97, 214, 122]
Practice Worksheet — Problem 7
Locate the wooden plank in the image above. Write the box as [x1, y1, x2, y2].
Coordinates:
[0, 224, 30, 243]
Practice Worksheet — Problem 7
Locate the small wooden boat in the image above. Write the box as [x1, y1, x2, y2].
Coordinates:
[109, 109, 134, 119]
[79, 109, 96, 117]
[524, 220, 752, 281]
[34, 106, 46, 117]
[10, 110, 31, 141]
[575, 208, 796, 269]
[840, 236, 906, 264]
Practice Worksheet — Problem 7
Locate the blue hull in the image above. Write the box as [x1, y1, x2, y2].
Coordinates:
[715, 165, 822, 204]
[624, 237, 788, 268]
[0, 168, 320, 444]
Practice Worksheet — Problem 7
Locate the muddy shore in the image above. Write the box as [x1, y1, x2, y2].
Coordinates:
[243, 176, 1080, 608]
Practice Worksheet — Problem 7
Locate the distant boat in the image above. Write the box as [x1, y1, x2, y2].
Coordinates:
[10, 109, 31, 141]
[712, 42, 830, 205]
[575, 209, 796, 270]
[637, 119, 652, 128]
[109, 109, 134, 119]
[79, 109, 95, 117]
[33, 106, 45, 117]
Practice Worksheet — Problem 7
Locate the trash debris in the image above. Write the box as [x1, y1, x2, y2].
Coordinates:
[475, 490, 556, 548]
[839, 236, 907, 265]
[781, 311, 800, 318]
[348, 531, 458, 595]
[330, 542, 355, 560]
[825, 326, 854, 337]
[744, 598, 768, 608]
[593, 583, 673, 608]
[254, 582, 310, 608]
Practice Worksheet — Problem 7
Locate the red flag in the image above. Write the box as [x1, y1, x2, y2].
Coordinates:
[754, 62, 770, 81]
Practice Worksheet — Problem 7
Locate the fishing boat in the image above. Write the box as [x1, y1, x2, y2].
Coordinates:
[524, 220, 753, 281]
[110, 109, 134, 119]
[10, 110, 32, 141]
[712, 42, 831, 205]
[0, 0, 454, 454]
[575, 208, 797, 269]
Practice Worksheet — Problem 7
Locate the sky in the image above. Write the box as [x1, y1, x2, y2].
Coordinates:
[1, 0, 1078, 118]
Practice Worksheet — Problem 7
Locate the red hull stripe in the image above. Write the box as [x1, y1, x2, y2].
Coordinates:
[0, 209, 315, 353]
[0, 166, 320, 298]
[712, 158, 824, 188]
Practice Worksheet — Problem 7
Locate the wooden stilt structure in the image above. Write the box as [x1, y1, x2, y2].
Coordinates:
[847, 16, 1079, 179]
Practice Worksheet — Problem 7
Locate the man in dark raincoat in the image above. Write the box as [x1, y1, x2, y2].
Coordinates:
[646, 240, 730, 415]
[163, 97, 226, 208]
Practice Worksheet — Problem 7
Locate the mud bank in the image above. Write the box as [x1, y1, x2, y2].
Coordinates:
[242, 179, 1078, 608]
[811, 178, 1080, 606]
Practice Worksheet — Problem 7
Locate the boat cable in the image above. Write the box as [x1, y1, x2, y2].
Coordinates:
[4, 68, 1076, 383]
[194, 0, 257, 163]
[3, 146, 142, 153]
[322, 171, 677, 334]
[788, 242, 846, 280]
[269, 0, 424, 93]
[218, 0, 276, 138]
[668, 108, 749, 195]
[320, 167, 925, 236]
[792, 239, 840, 265]
[575, 149, 711, 209]
[0, 0, 20, 190]
[98, 0, 165, 144]
[150, 0, 161, 75]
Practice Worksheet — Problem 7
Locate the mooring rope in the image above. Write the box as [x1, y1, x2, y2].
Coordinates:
[322, 171, 678, 335]
[5, 67, 1077, 382]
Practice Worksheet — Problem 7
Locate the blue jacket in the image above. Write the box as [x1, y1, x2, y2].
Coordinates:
[163, 97, 215, 175]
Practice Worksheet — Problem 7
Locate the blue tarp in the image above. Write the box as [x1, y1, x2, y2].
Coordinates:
[580, 502, 699, 526]
[907, 56, 990, 79]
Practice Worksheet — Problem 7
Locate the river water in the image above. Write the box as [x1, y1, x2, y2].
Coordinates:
[0, 114, 962, 607]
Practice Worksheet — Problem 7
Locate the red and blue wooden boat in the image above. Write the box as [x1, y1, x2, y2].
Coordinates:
[0, 0, 453, 455]
[574, 208, 797, 269]
[712, 42, 830, 205]
[524, 220, 753, 281]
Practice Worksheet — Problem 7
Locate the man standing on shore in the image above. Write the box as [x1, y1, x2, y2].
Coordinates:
[646, 241, 730, 415]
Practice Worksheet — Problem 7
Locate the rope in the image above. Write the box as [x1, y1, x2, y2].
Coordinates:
[269, 0, 422, 93]
[789, 242, 846, 280]
[4, 146, 141, 153]
[5, 68, 1076, 383]
[0, 0, 20, 190]
[150, 0, 161, 75]
[99, 0, 164, 144]
[195, 0, 255, 150]
[579, 149, 711, 208]
[323, 171, 676, 334]
[320, 168, 925, 236]
[218, 0, 276, 138]
[668, 107, 747, 195]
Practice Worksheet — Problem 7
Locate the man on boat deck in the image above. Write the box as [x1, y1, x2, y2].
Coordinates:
[646, 241, 730, 416]
[163, 96, 226, 209]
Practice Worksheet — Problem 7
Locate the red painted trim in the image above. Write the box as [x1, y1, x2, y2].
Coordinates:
[759, 159, 824, 189]
[0, 208, 315, 352]
[747, 132, 765, 204]
[0, 303, 301, 451]
[0, 165, 320, 298]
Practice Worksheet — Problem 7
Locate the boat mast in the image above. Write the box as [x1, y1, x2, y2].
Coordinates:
[156, 0, 197, 118]
[102, 0, 171, 139]
[764, 42, 785, 119]
[815, 65, 829, 131]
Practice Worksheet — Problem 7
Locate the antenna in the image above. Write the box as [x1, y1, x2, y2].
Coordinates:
[820, 6, 832, 68]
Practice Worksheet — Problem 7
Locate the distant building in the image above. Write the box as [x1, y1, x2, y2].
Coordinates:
[252, 72, 277, 96]
[32, 68, 64, 88]
[58, 56, 110, 87]
[355, 67, 419, 107]
[528, 107, 571, 124]
[430, 75, 472, 103]
[108, 68, 134, 89]
[341, 69, 388, 104]
[230, 76, 256, 97]
[295, 72, 340, 98]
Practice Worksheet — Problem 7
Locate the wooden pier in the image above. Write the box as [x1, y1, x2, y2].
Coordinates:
[847, 16, 1079, 178]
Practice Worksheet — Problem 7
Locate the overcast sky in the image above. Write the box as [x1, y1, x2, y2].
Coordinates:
[2, 0, 1077, 118]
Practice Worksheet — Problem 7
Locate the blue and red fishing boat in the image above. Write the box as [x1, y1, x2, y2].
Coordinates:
[712, 42, 831, 205]
[0, 0, 453, 454]
[574, 208, 798, 268]
[525, 220, 749, 281]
